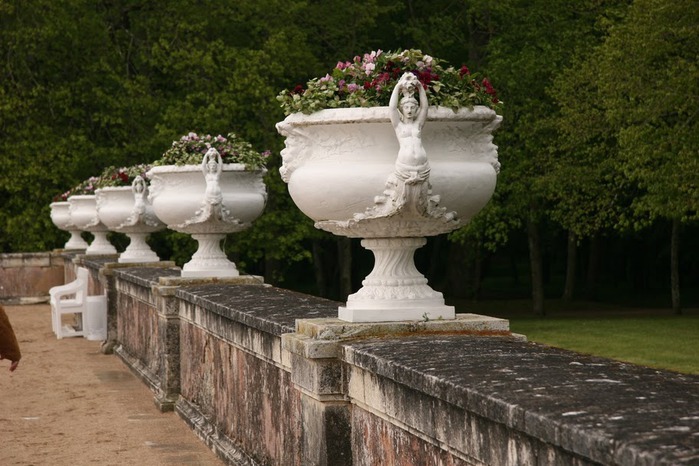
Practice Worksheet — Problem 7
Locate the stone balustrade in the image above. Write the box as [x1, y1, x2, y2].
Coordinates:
[8, 252, 698, 465]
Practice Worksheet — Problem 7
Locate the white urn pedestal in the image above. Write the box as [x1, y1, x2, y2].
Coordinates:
[147, 159, 267, 278]
[277, 105, 501, 322]
[96, 177, 165, 263]
[50, 201, 89, 250]
[68, 195, 118, 255]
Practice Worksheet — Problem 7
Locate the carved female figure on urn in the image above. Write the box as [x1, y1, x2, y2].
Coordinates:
[203, 148, 223, 205]
[389, 72, 430, 183]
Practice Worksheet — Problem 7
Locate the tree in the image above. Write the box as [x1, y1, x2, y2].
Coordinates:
[482, 0, 632, 313]
[545, 1, 631, 300]
[594, 0, 699, 313]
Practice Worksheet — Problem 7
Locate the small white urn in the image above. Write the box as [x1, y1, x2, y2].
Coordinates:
[146, 149, 267, 277]
[276, 74, 501, 322]
[96, 176, 166, 263]
[50, 201, 89, 250]
[68, 194, 118, 255]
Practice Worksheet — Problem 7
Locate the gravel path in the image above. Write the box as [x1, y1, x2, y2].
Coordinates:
[0, 304, 223, 466]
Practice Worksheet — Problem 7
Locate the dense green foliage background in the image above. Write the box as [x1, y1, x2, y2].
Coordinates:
[1, 0, 697, 313]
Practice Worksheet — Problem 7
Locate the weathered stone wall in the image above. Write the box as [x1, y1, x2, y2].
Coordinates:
[0, 252, 66, 303]
[112, 266, 181, 408]
[175, 284, 341, 465]
[343, 335, 699, 466]
[51, 258, 699, 466]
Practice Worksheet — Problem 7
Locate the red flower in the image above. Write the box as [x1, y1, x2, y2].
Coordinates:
[482, 78, 497, 96]
[459, 65, 470, 77]
[416, 69, 439, 89]
[291, 84, 305, 95]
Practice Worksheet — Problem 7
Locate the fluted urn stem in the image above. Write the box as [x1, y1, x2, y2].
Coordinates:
[86, 231, 117, 255]
[65, 231, 89, 249]
[119, 233, 160, 263]
[181, 234, 239, 278]
[339, 237, 454, 322]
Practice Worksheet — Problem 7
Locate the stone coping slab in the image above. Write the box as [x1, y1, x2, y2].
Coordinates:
[76, 254, 120, 270]
[343, 335, 699, 466]
[284, 314, 517, 359]
[113, 266, 183, 288]
[0, 251, 63, 267]
[176, 284, 340, 337]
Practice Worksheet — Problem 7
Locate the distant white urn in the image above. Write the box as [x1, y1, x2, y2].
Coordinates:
[96, 176, 165, 263]
[147, 150, 267, 277]
[68, 194, 118, 255]
[50, 201, 89, 250]
[277, 75, 501, 322]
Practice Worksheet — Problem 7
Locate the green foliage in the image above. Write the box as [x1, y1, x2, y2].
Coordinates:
[0, 0, 696, 303]
[595, 0, 699, 225]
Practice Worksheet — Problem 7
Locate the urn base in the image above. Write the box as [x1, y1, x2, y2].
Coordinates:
[85, 231, 117, 255]
[337, 237, 455, 322]
[180, 234, 240, 278]
[65, 231, 89, 250]
[118, 233, 161, 263]
[339, 304, 455, 323]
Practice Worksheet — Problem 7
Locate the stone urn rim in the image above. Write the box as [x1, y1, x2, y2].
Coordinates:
[67, 194, 96, 200]
[147, 163, 267, 176]
[94, 186, 132, 194]
[276, 105, 501, 128]
[50, 201, 70, 207]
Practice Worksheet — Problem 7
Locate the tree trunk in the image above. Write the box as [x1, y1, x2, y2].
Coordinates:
[562, 230, 577, 302]
[264, 257, 281, 287]
[337, 237, 353, 300]
[527, 218, 545, 315]
[585, 236, 600, 300]
[671, 218, 682, 315]
[312, 240, 328, 298]
[472, 241, 482, 301]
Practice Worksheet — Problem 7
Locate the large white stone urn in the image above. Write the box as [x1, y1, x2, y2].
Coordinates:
[276, 75, 501, 322]
[96, 176, 165, 263]
[50, 201, 89, 250]
[68, 194, 118, 255]
[146, 149, 267, 277]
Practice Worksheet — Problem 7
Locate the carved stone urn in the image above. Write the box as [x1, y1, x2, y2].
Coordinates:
[50, 201, 89, 250]
[68, 194, 118, 255]
[146, 149, 267, 277]
[276, 74, 501, 322]
[96, 176, 165, 263]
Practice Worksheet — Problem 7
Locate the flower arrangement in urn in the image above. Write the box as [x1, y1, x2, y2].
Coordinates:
[154, 132, 269, 169]
[53, 164, 151, 201]
[277, 48, 502, 115]
[276, 48, 503, 322]
[95, 164, 151, 188]
[146, 131, 268, 277]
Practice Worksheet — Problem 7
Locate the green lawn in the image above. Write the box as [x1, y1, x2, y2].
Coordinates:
[450, 299, 699, 375]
